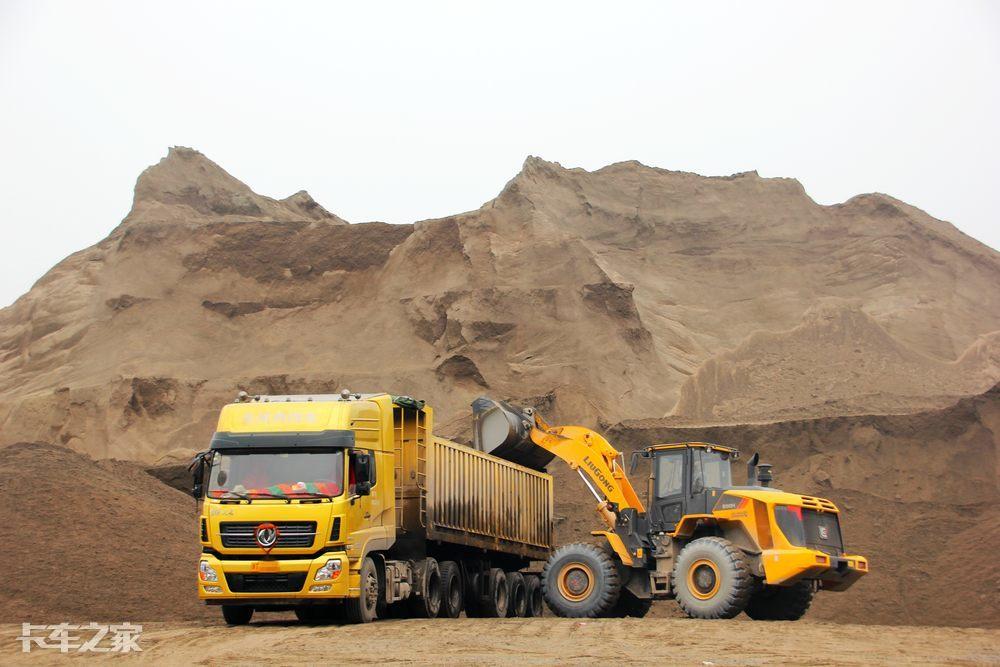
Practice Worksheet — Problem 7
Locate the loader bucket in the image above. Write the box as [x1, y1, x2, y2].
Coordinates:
[471, 397, 554, 471]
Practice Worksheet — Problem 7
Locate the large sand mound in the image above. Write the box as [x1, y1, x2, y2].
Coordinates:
[0, 443, 211, 622]
[1, 149, 999, 461]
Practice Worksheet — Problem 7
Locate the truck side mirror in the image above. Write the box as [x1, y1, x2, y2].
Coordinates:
[354, 452, 374, 488]
[188, 450, 210, 499]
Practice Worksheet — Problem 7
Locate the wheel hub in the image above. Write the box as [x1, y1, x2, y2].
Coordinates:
[687, 558, 721, 600]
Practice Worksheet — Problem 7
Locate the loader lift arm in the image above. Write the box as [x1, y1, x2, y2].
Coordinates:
[527, 413, 650, 567]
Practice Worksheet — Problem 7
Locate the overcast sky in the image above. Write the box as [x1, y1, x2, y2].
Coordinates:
[0, 1, 997, 307]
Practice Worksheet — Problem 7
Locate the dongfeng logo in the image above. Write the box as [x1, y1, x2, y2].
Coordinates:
[254, 523, 280, 552]
[818, 525, 829, 540]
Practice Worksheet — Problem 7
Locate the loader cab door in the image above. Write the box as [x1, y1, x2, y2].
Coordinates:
[649, 447, 734, 532]
[650, 449, 687, 532]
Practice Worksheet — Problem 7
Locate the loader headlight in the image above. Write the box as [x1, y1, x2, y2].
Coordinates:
[199, 560, 218, 582]
[315, 559, 342, 581]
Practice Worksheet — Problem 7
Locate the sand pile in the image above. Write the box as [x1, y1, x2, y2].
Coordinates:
[1, 149, 998, 461]
[0, 443, 211, 622]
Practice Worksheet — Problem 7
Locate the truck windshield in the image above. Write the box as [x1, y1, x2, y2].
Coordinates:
[692, 448, 733, 490]
[206, 450, 345, 499]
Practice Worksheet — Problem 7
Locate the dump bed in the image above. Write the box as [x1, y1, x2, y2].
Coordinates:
[393, 404, 553, 561]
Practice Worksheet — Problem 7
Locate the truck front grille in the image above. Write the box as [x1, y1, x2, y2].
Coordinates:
[225, 572, 307, 593]
[219, 522, 317, 548]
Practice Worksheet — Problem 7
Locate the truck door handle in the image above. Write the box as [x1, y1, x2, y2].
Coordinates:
[364, 512, 371, 519]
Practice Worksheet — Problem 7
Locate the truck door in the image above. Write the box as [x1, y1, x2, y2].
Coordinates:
[346, 449, 378, 543]
[650, 449, 687, 532]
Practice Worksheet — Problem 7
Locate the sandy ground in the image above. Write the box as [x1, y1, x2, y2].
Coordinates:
[3, 618, 998, 666]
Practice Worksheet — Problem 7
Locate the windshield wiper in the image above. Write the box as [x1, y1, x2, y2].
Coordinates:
[283, 491, 335, 500]
[246, 491, 293, 503]
[217, 490, 252, 503]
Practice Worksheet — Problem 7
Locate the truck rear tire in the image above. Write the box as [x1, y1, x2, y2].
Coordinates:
[408, 558, 442, 618]
[672, 537, 753, 619]
[542, 542, 621, 618]
[524, 575, 544, 617]
[505, 572, 527, 617]
[344, 556, 380, 624]
[481, 568, 508, 618]
[438, 561, 463, 618]
[221, 605, 253, 626]
[745, 581, 814, 620]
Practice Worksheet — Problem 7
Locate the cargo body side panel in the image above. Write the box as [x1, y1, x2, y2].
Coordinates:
[425, 437, 553, 560]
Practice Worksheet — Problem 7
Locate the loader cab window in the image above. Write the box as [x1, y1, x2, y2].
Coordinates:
[655, 451, 685, 497]
[692, 448, 733, 491]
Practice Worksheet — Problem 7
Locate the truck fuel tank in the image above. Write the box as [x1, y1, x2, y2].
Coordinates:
[470, 397, 554, 472]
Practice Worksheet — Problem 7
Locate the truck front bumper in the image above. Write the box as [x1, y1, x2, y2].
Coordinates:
[762, 548, 868, 590]
[197, 551, 352, 605]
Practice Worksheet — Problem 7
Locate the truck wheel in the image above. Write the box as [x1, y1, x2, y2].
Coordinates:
[481, 568, 508, 618]
[344, 556, 380, 624]
[505, 572, 527, 617]
[221, 605, 253, 626]
[438, 561, 463, 618]
[463, 570, 484, 617]
[672, 537, 753, 619]
[524, 575, 544, 617]
[745, 581, 814, 621]
[542, 543, 621, 618]
[408, 558, 442, 618]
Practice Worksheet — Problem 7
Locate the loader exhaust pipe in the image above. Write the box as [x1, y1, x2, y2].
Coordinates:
[471, 397, 555, 472]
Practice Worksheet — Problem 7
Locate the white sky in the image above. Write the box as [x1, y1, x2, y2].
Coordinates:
[1, 1, 998, 308]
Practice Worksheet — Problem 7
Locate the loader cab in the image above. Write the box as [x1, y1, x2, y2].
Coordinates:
[646, 443, 737, 533]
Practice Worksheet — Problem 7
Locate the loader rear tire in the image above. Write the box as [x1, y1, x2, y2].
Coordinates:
[745, 581, 814, 621]
[506, 572, 527, 617]
[672, 537, 753, 619]
[438, 561, 463, 618]
[524, 575, 544, 617]
[542, 542, 621, 618]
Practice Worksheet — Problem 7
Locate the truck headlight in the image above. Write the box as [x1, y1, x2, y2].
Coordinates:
[199, 560, 218, 582]
[315, 559, 342, 581]
[204, 586, 222, 594]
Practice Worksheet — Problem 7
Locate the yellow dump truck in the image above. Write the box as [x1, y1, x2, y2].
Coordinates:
[192, 391, 552, 624]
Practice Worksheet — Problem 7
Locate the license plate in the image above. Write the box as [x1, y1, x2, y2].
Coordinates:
[252, 561, 280, 572]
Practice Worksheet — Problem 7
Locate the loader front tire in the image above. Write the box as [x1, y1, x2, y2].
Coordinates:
[542, 542, 621, 618]
[672, 537, 753, 619]
[744, 581, 814, 621]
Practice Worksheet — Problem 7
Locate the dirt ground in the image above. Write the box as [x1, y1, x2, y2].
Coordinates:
[3, 618, 998, 666]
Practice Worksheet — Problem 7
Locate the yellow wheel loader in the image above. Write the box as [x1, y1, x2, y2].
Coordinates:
[471, 398, 868, 620]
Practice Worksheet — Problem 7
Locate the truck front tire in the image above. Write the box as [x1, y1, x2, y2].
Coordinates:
[672, 537, 753, 619]
[541, 543, 621, 618]
[221, 605, 253, 626]
[345, 557, 380, 624]
[744, 581, 814, 620]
